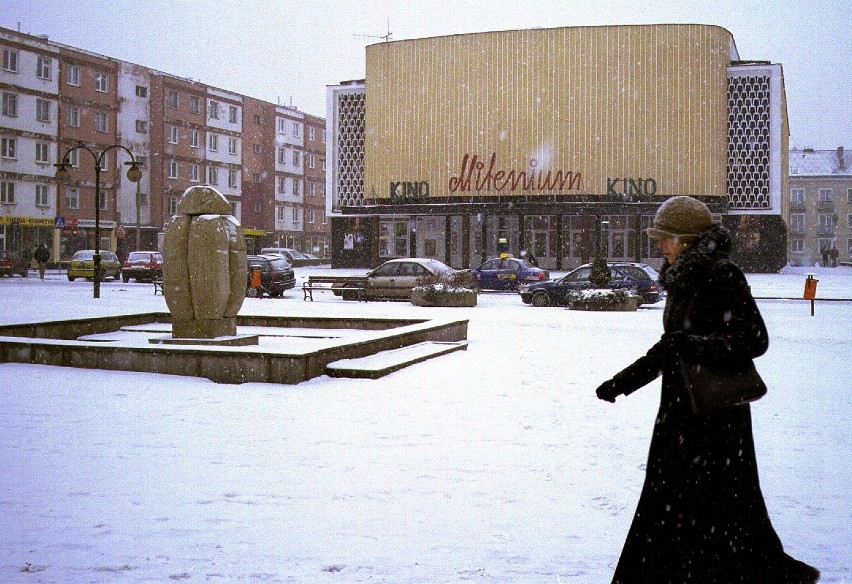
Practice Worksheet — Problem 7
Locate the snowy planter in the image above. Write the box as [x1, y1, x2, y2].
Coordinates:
[410, 283, 477, 307]
[569, 289, 639, 312]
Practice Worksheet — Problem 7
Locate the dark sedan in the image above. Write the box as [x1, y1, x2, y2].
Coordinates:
[246, 254, 296, 297]
[520, 262, 663, 307]
[471, 257, 549, 291]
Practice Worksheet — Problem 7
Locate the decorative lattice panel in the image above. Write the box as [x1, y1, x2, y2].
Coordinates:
[727, 75, 771, 209]
[334, 92, 366, 210]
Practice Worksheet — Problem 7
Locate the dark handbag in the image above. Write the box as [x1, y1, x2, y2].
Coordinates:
[679, 358, 767, 415]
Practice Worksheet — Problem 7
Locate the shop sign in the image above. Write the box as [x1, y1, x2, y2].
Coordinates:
[607, 177, 658, 200]
[390, 181, 430, 201]
[76, 220, 115, 229]
[0, 215, 54, 227]
[449, 153, 582, 194]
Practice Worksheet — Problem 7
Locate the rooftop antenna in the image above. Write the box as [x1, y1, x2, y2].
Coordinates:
[355, 18, 392, 42]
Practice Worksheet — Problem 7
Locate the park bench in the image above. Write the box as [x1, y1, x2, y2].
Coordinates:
[302, 276, 366, 301]
[153, 279, 164, 295]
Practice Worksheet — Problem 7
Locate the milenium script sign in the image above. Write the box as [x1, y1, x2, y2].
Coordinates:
[449, 153, 582, 194]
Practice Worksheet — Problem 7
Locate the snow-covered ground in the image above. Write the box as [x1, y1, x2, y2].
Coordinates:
[1, 266, 849, 583]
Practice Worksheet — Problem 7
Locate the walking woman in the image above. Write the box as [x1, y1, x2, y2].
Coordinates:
[595, 196, 819, 583]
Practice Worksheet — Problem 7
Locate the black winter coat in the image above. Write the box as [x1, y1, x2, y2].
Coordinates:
[604, 225, 818, 583]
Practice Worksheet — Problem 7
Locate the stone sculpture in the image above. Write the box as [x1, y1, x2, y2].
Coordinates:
[162, 186, 247, 338]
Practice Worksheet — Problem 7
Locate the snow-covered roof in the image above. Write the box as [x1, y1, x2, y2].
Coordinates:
[789, 147, 851, 176]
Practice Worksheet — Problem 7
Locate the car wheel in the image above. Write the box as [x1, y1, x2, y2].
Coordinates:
[531, 290, 552, 307]
[123, 274, 130, 283]
[68, 276, 75, 281]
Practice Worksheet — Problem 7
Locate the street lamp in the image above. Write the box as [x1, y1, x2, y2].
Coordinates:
[55, 143, 143, 298]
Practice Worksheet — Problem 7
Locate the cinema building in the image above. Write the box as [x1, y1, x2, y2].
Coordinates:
[326, 24, 789, 272]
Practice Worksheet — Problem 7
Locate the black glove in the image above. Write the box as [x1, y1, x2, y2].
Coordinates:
[595, 379, 621, 403]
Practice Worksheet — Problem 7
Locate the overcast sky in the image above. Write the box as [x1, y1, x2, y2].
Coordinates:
[2, 0, 848, 149]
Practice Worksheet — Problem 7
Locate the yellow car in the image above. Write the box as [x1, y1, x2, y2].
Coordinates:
[67, 250, 122, 281]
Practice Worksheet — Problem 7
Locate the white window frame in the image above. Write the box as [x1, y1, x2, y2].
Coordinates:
[229, 105, 238, 124]
[168, 196, 179, 217]
[95, 72, 109, 93]
[3, 49, 19, 72]
[208, 166, 218, 185]
[135, 85, 148, 98]
[208, 133, 218, 152]
[35, 142, 50, 164]
[277, 176, 286, 193]
[95, 111, 108, 133]
[208, 100, 220, 119]
[35, 184, 49, 207]
[66, 63, 80, 86]
[308, 208, 315, 224]
[136, 120, 147, 133]
[293, 121, 301, 137]
[189, 96, 201, 115]
[789, 238, 804, 253]
[293, 179, 301, 196]
[789, 213, 805, 233]
[0, 181, 15, 204]
[190, 129, 199, 147]
[276, 205, 285, 221]
[818, 188, 833, 203]
[228, 169, 238, 188]
[98, 187, 108, 211]
[278, 147, 286, 164]
[167, 90, 179, 109]
[66, 106, 80, 127]
[65, 187, 79, 209]
[309, 127, 315, 141]
[292, 149, 301, 167]
[277, 118, 286, 134]
[228, 137, 238, 155]
[67, 149, 79, 168]
[167, 159, 178, 179]
[36, 98, 51, 122]
[1, 137, 16, 159]
[2, 92, 18, 117]
[168, 125, 179, 144]
[292, 207, 300, 222]
[36, 56, 51, 80]
[189, 163, 200, 182]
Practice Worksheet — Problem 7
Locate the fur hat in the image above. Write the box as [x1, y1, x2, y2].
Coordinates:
[647, 196, 713, 242]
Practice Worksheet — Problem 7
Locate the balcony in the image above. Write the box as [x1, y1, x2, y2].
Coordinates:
[789, 201, 806, 211]
[817, 200, 834, 210]
[817, 226, 835, 236]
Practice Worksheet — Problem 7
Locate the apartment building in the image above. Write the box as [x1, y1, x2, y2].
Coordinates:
[303, 113, 328, 257]
[787, 147, 852, 266]
[0, 25, 328, 263]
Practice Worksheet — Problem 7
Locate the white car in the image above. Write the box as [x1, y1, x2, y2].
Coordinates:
[365, 258, 455, 299]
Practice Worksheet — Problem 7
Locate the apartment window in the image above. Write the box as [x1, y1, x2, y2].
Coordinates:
[229, 105, 238, 123]
[168, 196, 179, 216]
[135, 85, 148, 98]
[168, 125, 179, 144]
[36, 98, 51, 122]
[95, 72, 109, 93]
[322, 129, 326, 143]
[292, 207, 300, 222]
[136, 120, 148, 133]
[95, 150, 108, 171]
[228, 169, 238, 188]
[35, 142, 49, 164]
[308, 181, 316, 197]
[277, 118, 286, 134]
[848, 188, 852, 204]
[789, 214, 805, 234]
[35, 184, 49, 207]
[0, 181, 15, 203]
[167, 159, 178, 179]
[278, 176, 286, 193]
[189, 163, 200, 182]
[65, 187, 79, 209]
[253, 173, 261, 183]
[253, 203, 262, 212]
[95, 112, 108, 133]
[292, 150, 301, 167]
[2, 92, 17, 117]
[253, 144, 261, 154]
[276, 205, 285, 221]
[818, 188, 833, 206]
[848, 239, 852, 259]
[293, 122, 301, 137]
[309, 127, 315, 141]
[98, 187, 107, 211]
[278, 147, 286, 164]
[3, 49, 19, 72]
[293, 179, 300, 196]
[190, 129, 199, 147]
[208, 166, 218, 184]
[254, 114, 261, 125]
[66, 63, 80, 86]
[208, 133, 218, 151]
[847, 213, 852, 229]
[790, 238, 804, 253]
[818, 213, 834, 235]
[67, 149, 79, 168]
[228, 137, 238, 155]
[167, 90, 179, 109]
[790, 188, 804, 207]
[36, 56, 51, 80]
[208, 100, 220, 119]
[1, 137, 16, 159]
[308, 153, 315, 169]
[66, 106, 80, 127]
[308, 208, 315, 224]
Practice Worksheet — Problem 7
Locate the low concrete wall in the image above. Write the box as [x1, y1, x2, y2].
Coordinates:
[0, 313, 468, 385]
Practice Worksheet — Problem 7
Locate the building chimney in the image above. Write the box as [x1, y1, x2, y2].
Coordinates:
[838, 146, 846, 170]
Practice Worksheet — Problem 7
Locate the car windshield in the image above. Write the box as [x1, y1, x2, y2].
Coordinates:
[127, 253, 149, 261]
[424, 259, 452, 274]
[268, 258, 290, 270]
[72, 251, 95, 260]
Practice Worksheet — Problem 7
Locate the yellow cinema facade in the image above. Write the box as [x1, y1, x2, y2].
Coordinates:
[328, 24, 788, 271]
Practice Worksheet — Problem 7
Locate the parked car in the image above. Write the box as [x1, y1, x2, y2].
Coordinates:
[0, 250, 30, 277]
[363, 258, 456, 300]
[122, 251, 164, 282]
[67, 250, 122, 281]
[260, 247, 310, 267]
[471, 257, 549, 290]
[246, 254, 296, 297]
[519, 261, 663, 307]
